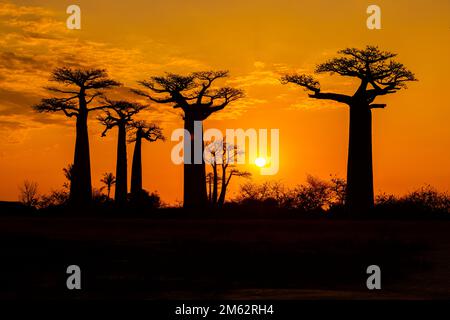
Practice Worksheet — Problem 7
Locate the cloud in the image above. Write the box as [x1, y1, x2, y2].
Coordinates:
[213, 97, 268, 120]
[0, 2, 210, 143]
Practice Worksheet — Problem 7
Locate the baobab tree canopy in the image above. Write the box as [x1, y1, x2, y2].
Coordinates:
[128, 121, 165, 196]
[282, 46, 416, 214]
[98, 99, 146, 136]
[281, 46, 417, 107]
[133, 71, 244, 119]
[36, 68, 121, 115]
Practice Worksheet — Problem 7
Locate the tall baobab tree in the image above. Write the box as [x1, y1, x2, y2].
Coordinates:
[34, 68, 120, 206]
[128, 120, 165, 196]
[133, 71, 244, 208]
[281, 46, 416, 213]
[98, 100, 146, 206]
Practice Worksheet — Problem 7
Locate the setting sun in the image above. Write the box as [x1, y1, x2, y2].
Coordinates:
[255, 157, 267, 168]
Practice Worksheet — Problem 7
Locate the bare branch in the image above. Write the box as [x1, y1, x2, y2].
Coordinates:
[281, 74, 320, 93]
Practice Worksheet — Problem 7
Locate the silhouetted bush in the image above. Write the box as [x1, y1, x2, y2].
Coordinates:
[39, 189, 69, 208]
[235, 175, 346, 213]
[376, 185, 450, 216]
[128, 190, 161, 210]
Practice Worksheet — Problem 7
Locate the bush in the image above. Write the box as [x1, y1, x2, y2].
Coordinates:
[128, 190, 161, 210]
[376, 185, 450, 216]
[235, 175, 347, 212]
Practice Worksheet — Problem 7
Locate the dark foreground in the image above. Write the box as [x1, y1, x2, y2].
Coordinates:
[1, 214, 449, 300]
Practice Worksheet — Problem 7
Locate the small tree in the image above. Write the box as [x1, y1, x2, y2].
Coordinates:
[128, 120, 165, 197]
[206, 140, 251, 207]
[34, 68, 120, 207]
[205, 141, 220, 206]
[18, 180, 39, 207]
[98, 100, 146, 206]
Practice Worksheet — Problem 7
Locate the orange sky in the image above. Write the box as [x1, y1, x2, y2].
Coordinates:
[0, 0, 449, 204]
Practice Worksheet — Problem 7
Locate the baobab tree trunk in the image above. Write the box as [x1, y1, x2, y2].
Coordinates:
[183, 116, 207, 208]
[345, 104, 375, 214]
[115, 122, 128, 206]
[130, 134, 143, 195]
[69, 110, 92, 207]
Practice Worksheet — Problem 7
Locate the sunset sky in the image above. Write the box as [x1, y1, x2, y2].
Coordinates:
[0, 0, 449, 204]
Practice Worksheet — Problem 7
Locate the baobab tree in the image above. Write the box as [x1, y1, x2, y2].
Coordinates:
[100, 172, 116, 199]
[133, 71, 244, 208]
[98, 100, 146, 205]
[282, 46, 416, 213]
[128, 120, 165, 196]
[34, 68, 120, 206]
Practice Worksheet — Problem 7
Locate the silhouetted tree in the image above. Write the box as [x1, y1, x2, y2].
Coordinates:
[282, 46, 416, 214]
[100, 172, 116, 199]
[128, 120, 165, 196]
[205, 141, 220, 206]
[206, 140, 251, 207]
[292, 175, 332, 212]
[18, 180, 39, 207]
[33, 68, 120, 207]
[98, 99, 146, 206]
[134, 71, 244, 208]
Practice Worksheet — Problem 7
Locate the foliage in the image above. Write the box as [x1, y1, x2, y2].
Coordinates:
[376, 185, 450, 215]
[235, 176, 347, 212]
[128, 190, 161, 209]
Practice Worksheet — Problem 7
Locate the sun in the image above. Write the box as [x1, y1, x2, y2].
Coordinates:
[255, 157, 267, 168]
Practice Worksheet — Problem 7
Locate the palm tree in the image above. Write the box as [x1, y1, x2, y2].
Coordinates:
[100, 172, 116, 199]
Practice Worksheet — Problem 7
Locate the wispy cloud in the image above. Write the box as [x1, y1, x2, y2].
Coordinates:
[0, 2, 210, 142]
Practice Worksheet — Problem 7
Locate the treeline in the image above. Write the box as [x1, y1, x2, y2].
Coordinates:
[226, 178, 450, 217]
[14, 45, 449, 216]
[18, 174, 450, 217]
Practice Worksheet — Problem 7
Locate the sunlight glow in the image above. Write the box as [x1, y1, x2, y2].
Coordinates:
[255, 157, 267, 168]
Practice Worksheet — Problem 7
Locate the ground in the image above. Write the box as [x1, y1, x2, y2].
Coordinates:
[1, 214, 449, 300]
